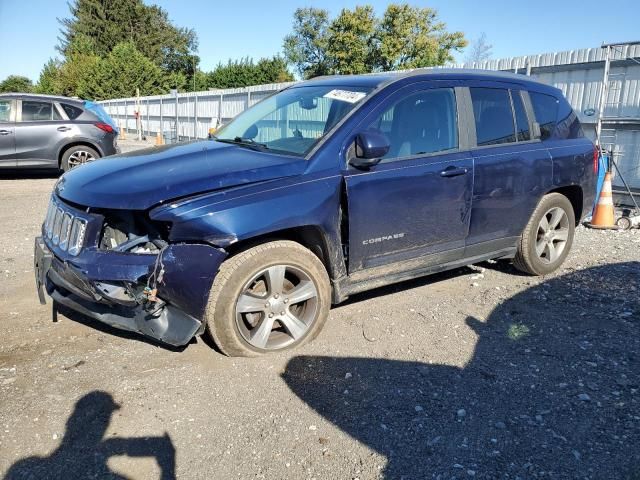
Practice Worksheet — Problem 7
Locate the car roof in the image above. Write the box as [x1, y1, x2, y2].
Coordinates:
[0, 92, 85, 105]
[300, 68, 555, 92]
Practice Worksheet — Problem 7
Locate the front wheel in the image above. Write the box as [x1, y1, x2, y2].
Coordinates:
[204, 240, 331, 357]
[513, 193, 576, 275]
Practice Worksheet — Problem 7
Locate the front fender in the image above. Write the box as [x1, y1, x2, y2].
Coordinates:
[150, 173, 344, 271]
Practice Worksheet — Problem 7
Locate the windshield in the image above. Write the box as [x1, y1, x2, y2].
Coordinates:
[83, 101, 118, 130]
[214, 85, 373, 156]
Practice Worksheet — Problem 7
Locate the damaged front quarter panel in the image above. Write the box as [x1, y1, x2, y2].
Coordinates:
[152, 243, 227, 320]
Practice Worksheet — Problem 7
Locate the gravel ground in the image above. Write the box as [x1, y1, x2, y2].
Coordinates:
[0, 150, 639, 479]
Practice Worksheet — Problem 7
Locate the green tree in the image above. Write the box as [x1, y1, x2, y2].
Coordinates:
[92, 42, 166, 99]
[375, 4, 466, 70]
[326, 6, 376, 75]
[283, 8, 332, 79]
[283, 3, 467, 77]
[58, 0, 199, 80]
[0, 75, 34, 93]
[35, 59, 62, 94]
[204, 57, 293, 89]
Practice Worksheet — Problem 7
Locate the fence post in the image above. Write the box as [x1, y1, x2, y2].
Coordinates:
[160, 97, 163, 138]
[124, 99, 127, 134]
[146, 99, 149, 138]
[194, 94, 199, 139]
[175, 92, 179, 142]
[218, 93, 223, 128]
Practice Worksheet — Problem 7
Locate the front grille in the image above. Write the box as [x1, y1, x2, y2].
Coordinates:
[44, 198, 87, 256]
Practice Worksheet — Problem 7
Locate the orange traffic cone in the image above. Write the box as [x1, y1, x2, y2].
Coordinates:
[155, 131, 164, 145]
[588, 172, 617, 229]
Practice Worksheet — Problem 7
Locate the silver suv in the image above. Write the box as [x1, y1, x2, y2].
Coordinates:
[0, 93, 119, 171]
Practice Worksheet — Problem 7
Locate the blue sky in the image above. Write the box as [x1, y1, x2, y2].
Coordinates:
[0, 0, 638, 82]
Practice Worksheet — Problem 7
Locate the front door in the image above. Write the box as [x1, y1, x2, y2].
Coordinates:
[0, 98, 16, 167]
[344, 84, 473, 273]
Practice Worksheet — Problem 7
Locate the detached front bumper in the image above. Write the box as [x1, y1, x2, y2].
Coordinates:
[34, 237, 227, 347]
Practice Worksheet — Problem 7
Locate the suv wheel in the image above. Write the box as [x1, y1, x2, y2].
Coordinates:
[514, 193, 576, 275]
[205, 240, 331, 357]
[61, 146, 100, 172]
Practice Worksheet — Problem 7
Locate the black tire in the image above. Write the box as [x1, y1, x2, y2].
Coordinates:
[513, 193, 576, 276]
[204, 240, 331, 357]
[60, 145, 100, 172]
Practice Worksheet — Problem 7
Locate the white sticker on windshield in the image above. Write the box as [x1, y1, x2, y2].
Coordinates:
[323, 89, 366, 104]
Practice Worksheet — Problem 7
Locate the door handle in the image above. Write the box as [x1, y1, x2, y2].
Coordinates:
[440, 166, 469, 178]
[57, 126, 72, 132]
[0, 129, 11, 135]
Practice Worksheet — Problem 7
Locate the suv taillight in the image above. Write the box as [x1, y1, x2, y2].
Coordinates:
[593, 145, 599, 174]
[94, 122, 114, 134]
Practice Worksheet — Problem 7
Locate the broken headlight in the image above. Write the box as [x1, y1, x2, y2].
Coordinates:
[99, 210, 169, 254]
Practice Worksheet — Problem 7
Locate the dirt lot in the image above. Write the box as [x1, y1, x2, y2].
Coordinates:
[1, 149, 639, 479]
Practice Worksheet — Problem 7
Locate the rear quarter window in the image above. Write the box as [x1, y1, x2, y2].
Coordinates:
[61, 103, 83, 120]
[529, 92, 559, 140]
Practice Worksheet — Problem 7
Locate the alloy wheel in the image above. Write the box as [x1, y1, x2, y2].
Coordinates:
[235, 265, 319, 350]
[535, 206, 570, 264]
[67, 150, 95, 168]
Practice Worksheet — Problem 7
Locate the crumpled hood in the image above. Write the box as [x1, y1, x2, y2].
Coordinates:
[55, 140, 308, 210]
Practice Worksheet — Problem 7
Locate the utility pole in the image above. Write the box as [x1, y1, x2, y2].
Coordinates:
[595, 45, 611, 148]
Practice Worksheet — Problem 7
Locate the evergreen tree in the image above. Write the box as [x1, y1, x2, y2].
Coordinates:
[0, 75, 34, 93]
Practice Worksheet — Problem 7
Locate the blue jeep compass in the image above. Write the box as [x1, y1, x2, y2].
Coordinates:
[34, 70, 597, 356]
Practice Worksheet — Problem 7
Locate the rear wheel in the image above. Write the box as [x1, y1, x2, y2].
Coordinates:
[514, 193, 575, 275]
[204, 240, 331, 357]
[61, 145, 99, 172]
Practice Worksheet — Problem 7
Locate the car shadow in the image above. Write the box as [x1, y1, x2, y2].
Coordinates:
[282, 262, 640, 479]
[3, 391, 176, 480]
[0, 170, 60, 180]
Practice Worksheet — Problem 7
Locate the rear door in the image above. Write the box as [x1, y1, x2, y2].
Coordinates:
[14, 99, 67, 167]
[344, 83, 474, 273]
[465, 86, 552, 255]
[0, 98, 16, 167]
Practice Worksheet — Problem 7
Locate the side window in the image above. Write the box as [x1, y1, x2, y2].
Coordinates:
[511, 91, 531, 141]
[0, 100, 12, 122]
[61, 103, 83, 120]
[21, 101, 53, 122]
[53, 106, 63, 120]
[367, 88, 458, 160]
[470, 88, 516, 146]
[529, 92, 559, 140]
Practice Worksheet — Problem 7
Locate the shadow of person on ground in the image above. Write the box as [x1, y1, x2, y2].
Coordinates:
[283, 262, 640, 479]
[4, 391, 176, 480]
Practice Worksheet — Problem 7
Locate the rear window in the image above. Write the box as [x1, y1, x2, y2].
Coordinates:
[61, 103, 83, 120]
[470, 88, 516, 146]
[529, 92, 559, 140]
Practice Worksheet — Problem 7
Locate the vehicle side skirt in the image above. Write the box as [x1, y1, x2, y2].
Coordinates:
[332, 239, 518, 303]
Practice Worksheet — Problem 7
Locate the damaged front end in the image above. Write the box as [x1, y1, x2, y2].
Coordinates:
[34, 196, 227, 347]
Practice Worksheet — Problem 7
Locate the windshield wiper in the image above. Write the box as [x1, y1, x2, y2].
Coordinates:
[215, 136, 269, 151]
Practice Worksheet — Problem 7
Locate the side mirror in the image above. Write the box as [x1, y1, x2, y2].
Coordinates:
[349, 130, 390, 169]
[243, 124, 258, 139]
[299, 97, 318, 110]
